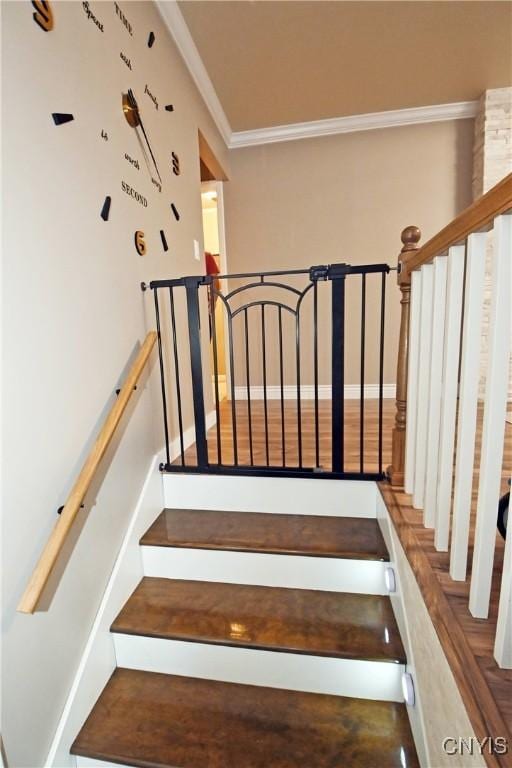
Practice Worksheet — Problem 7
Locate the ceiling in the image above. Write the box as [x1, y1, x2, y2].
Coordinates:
[178, 1, 512, 132]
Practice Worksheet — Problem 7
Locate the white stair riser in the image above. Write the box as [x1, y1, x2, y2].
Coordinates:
[141, 546, 388, 594]
[163, 474, 377, 517]
[113, 634, 404, 702]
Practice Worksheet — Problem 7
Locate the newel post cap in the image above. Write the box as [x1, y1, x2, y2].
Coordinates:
[400, 225, 421, 252]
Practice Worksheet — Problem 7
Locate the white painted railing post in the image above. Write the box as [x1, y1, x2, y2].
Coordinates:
[424, 255, 448, 527]
[449, 233, 488, 579]
[404, 270, 421, 495]
[495, 478, 512, 668]
[413, 264, 434, 511]
[434, 245, 465, 551]
[469, 214, 512, 618]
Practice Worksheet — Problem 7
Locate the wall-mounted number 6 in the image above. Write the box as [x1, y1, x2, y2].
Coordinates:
[32, 0, 53, 32]
[134, 231, 146, 256]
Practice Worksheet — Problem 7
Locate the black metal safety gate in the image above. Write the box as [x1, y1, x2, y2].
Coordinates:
[149, 262, 390, 480]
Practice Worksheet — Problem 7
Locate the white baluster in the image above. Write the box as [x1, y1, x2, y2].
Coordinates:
[494, 478, 512, 668]
[413, 263, 434, 510]
[404, 269, 421, 495]
[434, 245, 465, 551]
[424, 255, 448, 527]
[470, 214, 512, 618]
[450, 232, 487, 579]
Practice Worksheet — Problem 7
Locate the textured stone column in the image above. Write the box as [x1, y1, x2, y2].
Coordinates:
[472, 87, 512, 404]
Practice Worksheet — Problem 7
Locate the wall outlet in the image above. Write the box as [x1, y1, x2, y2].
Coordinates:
[193, 239, 201, 261]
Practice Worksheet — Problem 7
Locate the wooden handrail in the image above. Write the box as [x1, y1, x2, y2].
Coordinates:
[404, 173, 512, 275]
[18, 331, 157, 614]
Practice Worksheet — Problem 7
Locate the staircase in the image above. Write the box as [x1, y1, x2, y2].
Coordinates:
[70, 504, 419, 768]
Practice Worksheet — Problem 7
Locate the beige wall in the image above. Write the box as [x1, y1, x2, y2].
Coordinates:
[223, 119, 474, 388]
[2, 2, 228, 766]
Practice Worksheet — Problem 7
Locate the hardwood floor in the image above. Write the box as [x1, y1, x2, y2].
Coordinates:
[177, 398, 393, 473]
[179, 397, 511, 767]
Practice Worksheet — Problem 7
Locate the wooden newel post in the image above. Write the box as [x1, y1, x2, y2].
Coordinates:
[387, 225, 421, 487]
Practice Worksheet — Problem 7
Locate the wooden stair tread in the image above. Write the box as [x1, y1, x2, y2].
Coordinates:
[140, 509, 389, 561]
[111, 577, 405, 663]
[71, 668, 419, 768]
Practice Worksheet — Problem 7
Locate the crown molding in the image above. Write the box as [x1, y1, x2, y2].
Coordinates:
[229, 101, 479, 148]
[156, 2, 478, 151]
[156, 0, 232, 145]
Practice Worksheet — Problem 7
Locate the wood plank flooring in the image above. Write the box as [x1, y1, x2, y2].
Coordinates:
[71, 669, 419, 768]
[176, 399, 392, 473]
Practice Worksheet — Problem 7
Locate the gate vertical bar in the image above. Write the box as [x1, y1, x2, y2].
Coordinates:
[313, 282, 320, 468]
[153, 288, 171, 467]
[331, 271, 346, 473]
[261, 305, 269, 465]
[378, 271, 386, 475]
[169, 287, 186, 465]
[244, 308, 254, 465]
[360, 274, 366, 473]
[184, 277, 208, 469]
[210, 289, 222, 465]
[278, 306, 286, 466]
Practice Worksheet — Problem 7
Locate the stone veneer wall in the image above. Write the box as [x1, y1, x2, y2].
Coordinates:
[472, 87, 512, 400]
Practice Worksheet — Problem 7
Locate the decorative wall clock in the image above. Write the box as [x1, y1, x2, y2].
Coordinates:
[36, 0, 182, 257]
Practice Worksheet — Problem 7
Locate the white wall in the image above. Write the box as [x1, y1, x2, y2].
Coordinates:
[1, 2, 228, 765]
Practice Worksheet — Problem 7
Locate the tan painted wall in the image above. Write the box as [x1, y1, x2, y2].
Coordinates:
[2, 2, 228, 766]
[223, 120, 474, 388]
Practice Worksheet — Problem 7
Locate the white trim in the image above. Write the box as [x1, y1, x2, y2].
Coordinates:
[233, 384, 395, 400]
[229, 101, 478, 148]
[45, 454, 164, 767]
[113, 634, 404, 702]
[156, 1, 231, 145]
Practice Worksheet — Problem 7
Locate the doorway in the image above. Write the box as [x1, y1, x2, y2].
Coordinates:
[201, 181, 227, 401]
[198, 131, 229, 404]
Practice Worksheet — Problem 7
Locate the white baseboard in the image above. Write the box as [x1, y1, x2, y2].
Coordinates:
[113, 633, 404, 702]
[163, 474, 377, 516]
[233, 384, 396, 400]
[45, 454, 164, 767]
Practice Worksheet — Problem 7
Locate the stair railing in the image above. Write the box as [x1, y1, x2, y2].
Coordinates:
[389, 173, 512, 668]
[17, 331, 157, 614]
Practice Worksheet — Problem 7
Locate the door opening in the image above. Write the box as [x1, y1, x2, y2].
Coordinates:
[201, 181, 227, 401]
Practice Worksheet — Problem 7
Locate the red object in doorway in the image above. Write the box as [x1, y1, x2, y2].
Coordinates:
[205, 251, 220, 276]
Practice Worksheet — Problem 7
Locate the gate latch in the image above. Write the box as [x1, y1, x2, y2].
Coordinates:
[310, 263, 351, 282]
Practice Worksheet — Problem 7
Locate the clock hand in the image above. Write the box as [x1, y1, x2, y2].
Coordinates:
[128, 89, 162, 185]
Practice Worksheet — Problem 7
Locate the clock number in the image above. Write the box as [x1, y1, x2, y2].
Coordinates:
[171, 152, 180, 176]
[134, 231, 146, 256]
[148, 31, 155, 48]
[170, 204, 180, 221]
[160, 230, 169, 252]
[32, 0, 53, 32]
